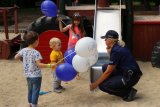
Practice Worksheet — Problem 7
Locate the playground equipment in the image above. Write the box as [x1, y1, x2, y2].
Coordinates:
[36, 30, 69, 63]
[0, 35, 21, 59]
[90, 0, 131, 84]
[0, 5, 18, 39]
[26, 15, 71, 34]
[24, 11, 93, 63]
[0, 5, 21, 59]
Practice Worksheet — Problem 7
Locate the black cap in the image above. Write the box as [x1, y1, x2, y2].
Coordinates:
[101, 30, 119, 39]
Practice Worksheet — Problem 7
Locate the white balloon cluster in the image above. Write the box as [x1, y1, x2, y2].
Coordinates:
[72, 37, 98, 72]
[75, 37, 97, 57]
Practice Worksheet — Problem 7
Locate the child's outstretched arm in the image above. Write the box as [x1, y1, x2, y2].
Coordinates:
[14, 53, 22, 60]
[36, 60, 56, 68]
[57, 16, 70, 32]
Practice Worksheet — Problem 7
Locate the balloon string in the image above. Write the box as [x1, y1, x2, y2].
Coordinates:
[61, 20, 67, 26]
[61, 20, 77, 36]
[55, 50, 76, 65]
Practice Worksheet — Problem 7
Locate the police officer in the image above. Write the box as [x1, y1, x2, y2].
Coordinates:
[90, 30, 142, 101]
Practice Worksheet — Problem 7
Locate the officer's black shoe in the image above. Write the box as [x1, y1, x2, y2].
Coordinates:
[123, 88, 137, 102]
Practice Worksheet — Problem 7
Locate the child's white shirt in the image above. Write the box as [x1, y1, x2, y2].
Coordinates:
[19, 48, 42, 77]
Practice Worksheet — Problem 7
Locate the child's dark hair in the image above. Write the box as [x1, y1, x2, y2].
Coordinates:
[71, 12, 85, 34]
[23, 31, 39, 45]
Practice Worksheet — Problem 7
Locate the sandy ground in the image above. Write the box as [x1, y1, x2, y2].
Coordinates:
[0, 59, 160, 107]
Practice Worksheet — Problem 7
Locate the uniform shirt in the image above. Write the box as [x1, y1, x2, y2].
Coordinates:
[50, 50, 63, 71]
[19, 48, 42, 77]
[109, 43, 142, 75]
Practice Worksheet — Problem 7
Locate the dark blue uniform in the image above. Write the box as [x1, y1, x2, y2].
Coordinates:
[99, 43, 142, 98]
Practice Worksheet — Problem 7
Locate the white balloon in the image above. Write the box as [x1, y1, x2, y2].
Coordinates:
[75, 37, 97, 57]
[72, 55, 90, 72]
[88, 51, 98, 66]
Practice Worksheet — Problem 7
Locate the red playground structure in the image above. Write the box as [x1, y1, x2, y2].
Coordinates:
[36, 30, 68, 63]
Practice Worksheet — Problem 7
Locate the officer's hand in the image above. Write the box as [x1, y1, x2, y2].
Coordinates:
[90, 83, 97, 91]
